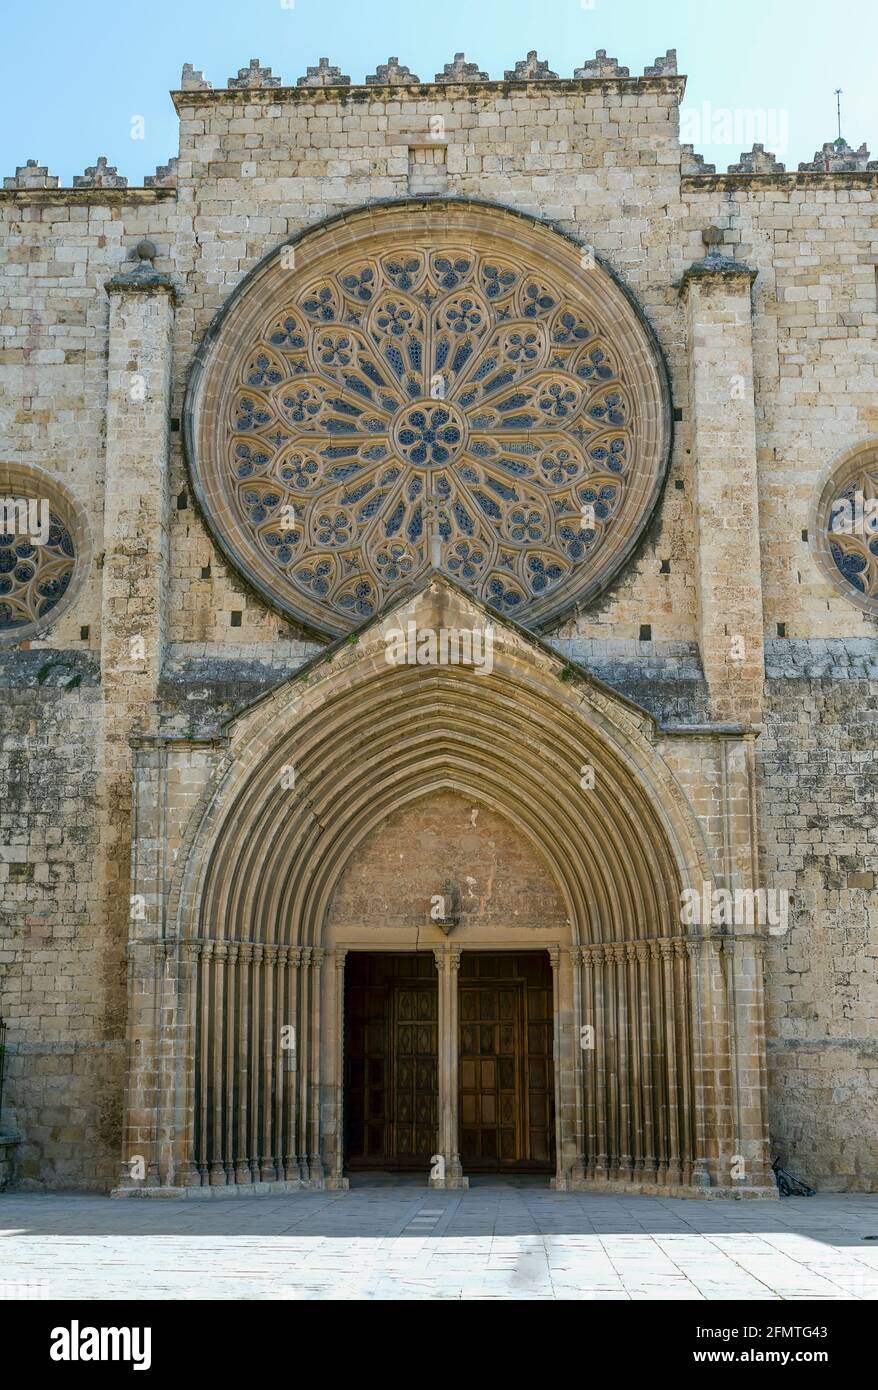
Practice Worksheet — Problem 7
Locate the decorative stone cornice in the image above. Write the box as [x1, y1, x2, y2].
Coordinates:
[574, 50, 629, 79]
[0, 186, 175, 205]
[365, 57, 419, 85]
[73, 156, 128, 189]
[435, 53, 489, 83]
[3, 159, 58, 189]
[682, 170, 878, 191]
[105, 240, 175, 299]
[798, 138, 876, 172]
[727, 143, 785, 174]
[297, 57, 350, 87]
[227, 58, 281, 89]
[170, 65, 688, 112]
[505, 51, 558, 80]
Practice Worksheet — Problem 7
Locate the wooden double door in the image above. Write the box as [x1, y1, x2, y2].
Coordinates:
[344, 951, 554, 1172]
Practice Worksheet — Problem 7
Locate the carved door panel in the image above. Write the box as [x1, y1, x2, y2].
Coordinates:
[390, 982, 438, 1163]
[459, 953, 554, 1170]
[345, 953, 437, 1168]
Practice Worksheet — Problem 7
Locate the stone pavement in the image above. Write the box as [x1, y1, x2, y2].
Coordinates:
[2, 1178, 877, 1301]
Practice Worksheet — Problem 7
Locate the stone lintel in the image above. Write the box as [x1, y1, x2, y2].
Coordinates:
[661, 723, 762, 738]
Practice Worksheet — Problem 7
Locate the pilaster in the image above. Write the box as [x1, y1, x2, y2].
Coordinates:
[680, 235, 764, 725]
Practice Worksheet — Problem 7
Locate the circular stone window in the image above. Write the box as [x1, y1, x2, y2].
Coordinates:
[185, 201, 672, 637]
[0, 464, 91, 644]
[810, 439, 878, 618]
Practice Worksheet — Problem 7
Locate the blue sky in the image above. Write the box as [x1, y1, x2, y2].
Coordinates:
[1, 0, 876, 184]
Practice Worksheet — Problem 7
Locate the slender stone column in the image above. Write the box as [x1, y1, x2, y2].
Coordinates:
[685, 939, 712, 1189]
[549, 947, 568, 1188]
[328, 948, 349, 1190]
[209, 942, 228, 1184]
[431, 946, 467, 1189]
[260, 944, 278, 1182]
[297, 947, 311, 1183]
[635, 943, 656, 1179]
[680, 234, 763, 725]
[309, 948, 325, 1185]
[235, 944, 253, 1184]
[283, 949, 301, 1183]
[568, 947, 587, 1185]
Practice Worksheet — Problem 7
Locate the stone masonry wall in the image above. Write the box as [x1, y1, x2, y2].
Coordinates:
[760, 646, 878, 1191]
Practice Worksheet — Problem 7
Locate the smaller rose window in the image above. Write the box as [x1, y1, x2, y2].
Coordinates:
[811, 443, 878, 616]
[0, 499, 76, 632]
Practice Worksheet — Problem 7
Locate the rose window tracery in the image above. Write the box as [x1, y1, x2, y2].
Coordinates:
[826, 468, 878, 600]
[0, 504, 76, 631]
[186, 205, 671, 635]
[810, 441, 878, 617]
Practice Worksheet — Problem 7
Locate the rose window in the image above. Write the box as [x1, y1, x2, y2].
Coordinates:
[185, 204, 671, 636]
[0, 502, 76, 632]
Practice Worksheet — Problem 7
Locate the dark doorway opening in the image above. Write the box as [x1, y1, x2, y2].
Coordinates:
[343, 950, 555, 1175]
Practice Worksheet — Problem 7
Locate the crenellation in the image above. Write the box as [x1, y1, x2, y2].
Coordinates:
[227, 58, 282, 90]
[680, 143, 715, 175]
[3, 159, 59, 190]
[296, 57, 351, 87]
[144, 157, 179, 188]
[71, 156, 128, 189]
[727, 143, 786, 174]
[181, 63, 212, 90]
[434, 52, 490, 83]
[574, 50, 630, 79]
[643, 49, 677, 77]
[799, 138, 877, 173]
[505, 51, 559, 81]
[365, 57, 420, 85]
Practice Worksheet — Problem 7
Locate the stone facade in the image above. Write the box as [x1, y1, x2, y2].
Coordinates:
[0, 49, 875, 1194]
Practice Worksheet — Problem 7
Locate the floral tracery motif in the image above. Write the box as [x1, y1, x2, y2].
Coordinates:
[826, 468, 878, 601]
[195, 224, 668, 635]
[0, 504, 75, 631]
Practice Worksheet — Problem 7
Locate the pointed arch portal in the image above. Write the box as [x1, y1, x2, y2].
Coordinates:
[121, 578, 774, 1198]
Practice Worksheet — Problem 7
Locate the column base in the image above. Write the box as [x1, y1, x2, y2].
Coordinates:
[565, 1175, 778, 1200]
[428, 1174, 469, 1190]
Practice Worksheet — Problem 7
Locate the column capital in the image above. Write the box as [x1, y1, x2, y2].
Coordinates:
[679, 253, 757, 300]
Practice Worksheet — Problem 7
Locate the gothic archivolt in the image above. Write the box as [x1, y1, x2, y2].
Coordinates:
[185, 201, 672, 635]
[122, 585, 767, 1194]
